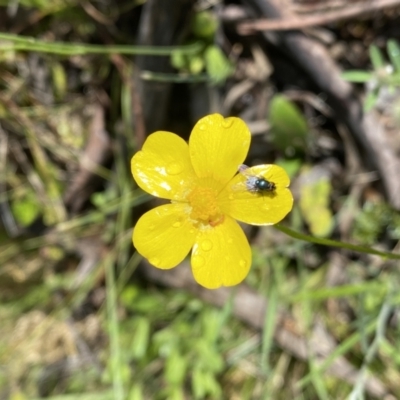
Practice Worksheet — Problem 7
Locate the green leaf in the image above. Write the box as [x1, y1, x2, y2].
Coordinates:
[11, 189, 41, 226]
[341, 70, 373, 82]
[128, 383, 143, 400]
[275, 158, 302, 178]
[51, 61, 67, 100]
[204, 45, 234, 84]
[171, 50, 187, 70]
[189, 55, 205, 74]
[192, 367, 207, 400]
[130, 317, 150, 360]
[192, 11, 218, 40]
[299, 172, 334, 238]
[387, 39, 400, 73]
[369, 44, 385, 70]
[268, 94, 308, 155]
[164, 350, 187, 386]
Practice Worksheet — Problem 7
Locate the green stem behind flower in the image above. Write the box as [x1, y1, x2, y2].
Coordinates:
[275, 224, 400, 260]
[0, 33, 202, 56]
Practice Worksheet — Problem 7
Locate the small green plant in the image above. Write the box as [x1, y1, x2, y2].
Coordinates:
[342, 40, 400, 111]
[171, 10, 234, 84]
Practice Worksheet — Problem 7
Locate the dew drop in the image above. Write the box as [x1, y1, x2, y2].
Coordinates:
[222, 118, 234, 128]
[198, 124, 206, 131]
[192, 255, 205, 268]
[201, 239, 213, 251]
[166, 162, 183, 175]
[228, 193, 234, 200]
[239, 259, 247, 268]
[172, 221, 182, 228]
[149, 257, 160, 266]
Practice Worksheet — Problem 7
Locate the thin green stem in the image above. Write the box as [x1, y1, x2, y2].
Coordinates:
[275, 224, 400, 260]
[0, 33, 203, 56]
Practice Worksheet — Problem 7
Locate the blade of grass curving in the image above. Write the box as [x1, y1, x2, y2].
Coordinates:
[105, 252, 125, 400]
[369, 44, 385, 70]
[0, 33, 203, 56]
[348, 299, 393, 400]
[212, 288, 235, 344]
[297, 318, 377, 389]
[116, 252, 142, 292]
[275, 224, 400, 260]
[114, 67, 134, 273]
[297, 245, 330, 399]
[260, 283, 278, 374]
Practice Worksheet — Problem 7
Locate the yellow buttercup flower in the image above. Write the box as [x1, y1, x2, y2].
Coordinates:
[131, 114, 293, 289]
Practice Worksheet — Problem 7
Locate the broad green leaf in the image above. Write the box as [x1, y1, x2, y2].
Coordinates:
[192, 367, 207, 400]
[164, 350, 187, 385]
[299, 169, 334, 238]
[204, 45, 234, 84]
[268, 94, 308, 155]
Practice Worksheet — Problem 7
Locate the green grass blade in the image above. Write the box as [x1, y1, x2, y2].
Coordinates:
[105, 255, 125, 400]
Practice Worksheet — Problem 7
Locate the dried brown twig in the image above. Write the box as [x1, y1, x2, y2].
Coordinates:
[238, 0, 400, 33]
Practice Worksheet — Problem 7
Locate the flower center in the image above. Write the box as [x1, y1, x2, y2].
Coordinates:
[187, 186, 224, 227]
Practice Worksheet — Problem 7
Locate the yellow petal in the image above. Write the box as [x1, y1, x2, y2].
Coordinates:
[219, 164, 293, 225]
[131, 132, 197, 200]
[133, 203, 197, 269]
[189, 114, 251, 185]
[191, 217, 251, 289]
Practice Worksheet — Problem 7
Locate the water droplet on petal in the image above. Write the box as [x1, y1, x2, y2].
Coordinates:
[172, 221, 182, 228]
[227, 237, 233, 244]
[149, 257, 160, 266]
[198, 124, 206, 131]
[192, 255, 205, 268]
[166, 162, 183, 175]
[239, 259, 247, 268]
[228, 193, 234, 200]
[201, 239, 213, 251]
[189, 229, 196, 234]
[222, 118, 234, 128]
